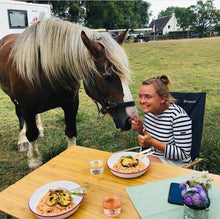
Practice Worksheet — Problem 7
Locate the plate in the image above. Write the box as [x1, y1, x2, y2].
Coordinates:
[107, 151, 150, 178]
[28, 181, 84, 219]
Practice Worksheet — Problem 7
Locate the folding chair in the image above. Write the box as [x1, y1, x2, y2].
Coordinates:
[119, 92, 206, 169]
[170, 92, 206, 169]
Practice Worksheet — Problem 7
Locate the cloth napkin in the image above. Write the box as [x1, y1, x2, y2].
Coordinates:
[126, 173, 220, 219]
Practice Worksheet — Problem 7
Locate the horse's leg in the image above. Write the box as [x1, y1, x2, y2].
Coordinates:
[25, 114, 42, 169]
[36, 114, 44, 137]
[62, 95, 79, 147]
[17, 114, 43, 152]
[17, 123, 29, 151]
[10, 98, 29, 151]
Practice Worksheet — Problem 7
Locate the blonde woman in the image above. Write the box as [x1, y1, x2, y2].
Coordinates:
[130, 75, 192, 167]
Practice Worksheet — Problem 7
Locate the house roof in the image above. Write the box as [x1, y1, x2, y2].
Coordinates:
[149, 15, 171, 34]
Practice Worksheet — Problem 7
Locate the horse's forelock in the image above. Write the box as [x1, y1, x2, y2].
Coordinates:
[10, 17, 131, 89]
[94, 32, 131, 81]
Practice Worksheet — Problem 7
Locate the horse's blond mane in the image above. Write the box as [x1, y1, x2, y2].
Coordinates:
[10, 17, 131, 89]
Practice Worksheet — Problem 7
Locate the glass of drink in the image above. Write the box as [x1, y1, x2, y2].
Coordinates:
[102, 194, 122, 217]
[89, 160, 104, 174]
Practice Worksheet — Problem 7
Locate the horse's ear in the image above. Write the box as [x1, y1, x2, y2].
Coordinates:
[114, 28, 129, 45]
[81, 31, 104, 59]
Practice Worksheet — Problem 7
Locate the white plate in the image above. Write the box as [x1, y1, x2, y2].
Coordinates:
[107, 152, 150, 178]
[28, 181, 84, 219]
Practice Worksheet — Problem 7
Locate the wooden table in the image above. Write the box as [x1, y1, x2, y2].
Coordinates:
[0, 145, 220, 218]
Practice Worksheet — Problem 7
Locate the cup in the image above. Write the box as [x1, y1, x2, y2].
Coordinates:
[102, 194, 122, 217]
[89, 160, 104, 174]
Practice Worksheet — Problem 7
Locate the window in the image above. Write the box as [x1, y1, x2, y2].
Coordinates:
[168, 25, 170, 29]
[8, 10, 28, 29]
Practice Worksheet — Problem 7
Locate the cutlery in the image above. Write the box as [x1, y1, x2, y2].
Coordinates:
[69, 185, 91, 196]
[134, 148, 155, 158]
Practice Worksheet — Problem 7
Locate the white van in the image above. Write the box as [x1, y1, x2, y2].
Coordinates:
[0, 0, 51, 39]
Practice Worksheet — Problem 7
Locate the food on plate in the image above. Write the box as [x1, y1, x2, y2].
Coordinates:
[120, 155, 139, 167]
[36, 188, 76, 215]
[46, 190, 59, 206]
[59, 191, 72, 206]
[113, 155, 146, 173]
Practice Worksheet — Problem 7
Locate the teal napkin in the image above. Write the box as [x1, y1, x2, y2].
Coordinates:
[126, 174, 220, 219]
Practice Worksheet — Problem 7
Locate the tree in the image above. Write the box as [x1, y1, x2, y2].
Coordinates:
[84, 0, 150, 29]
[21, 0, 151, 29]
[84, 1, 118, 29]
[190, 0, 220, 36]
[130, 0, 150, 28]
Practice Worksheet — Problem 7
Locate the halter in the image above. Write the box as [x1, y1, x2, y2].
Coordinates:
[87, 76, 135, 118]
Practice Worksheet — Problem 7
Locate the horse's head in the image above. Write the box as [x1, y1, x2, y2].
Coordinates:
[81, 29, 138, 131]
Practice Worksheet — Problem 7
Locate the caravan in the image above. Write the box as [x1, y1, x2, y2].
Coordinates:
[0, 0, 51, 39]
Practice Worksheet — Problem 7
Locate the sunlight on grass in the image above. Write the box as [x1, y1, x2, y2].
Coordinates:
[0, 37, 220, 191]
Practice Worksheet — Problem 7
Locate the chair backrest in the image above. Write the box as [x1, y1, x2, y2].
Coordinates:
[170, 92, 206, 161]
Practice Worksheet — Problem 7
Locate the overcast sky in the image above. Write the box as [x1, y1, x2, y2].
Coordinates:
[147, 0, 220, 19]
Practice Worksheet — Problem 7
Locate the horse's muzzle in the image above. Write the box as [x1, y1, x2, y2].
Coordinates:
[112, 110, 132, 131]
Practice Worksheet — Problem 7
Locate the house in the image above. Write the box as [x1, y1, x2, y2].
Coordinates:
[148, 13, 181, 35]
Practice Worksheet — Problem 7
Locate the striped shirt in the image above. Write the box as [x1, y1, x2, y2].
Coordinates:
[143, 103, 192, 164]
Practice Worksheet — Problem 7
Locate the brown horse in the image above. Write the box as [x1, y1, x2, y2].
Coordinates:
[0, 18, 137, 169]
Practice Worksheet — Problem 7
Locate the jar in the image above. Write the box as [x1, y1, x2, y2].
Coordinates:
[184, 204, 209, 219]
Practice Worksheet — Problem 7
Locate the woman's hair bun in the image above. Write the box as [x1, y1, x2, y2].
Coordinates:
[159, 75, 170, 85]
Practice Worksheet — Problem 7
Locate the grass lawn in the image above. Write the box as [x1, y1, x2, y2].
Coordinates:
[0, 37, 220, 192]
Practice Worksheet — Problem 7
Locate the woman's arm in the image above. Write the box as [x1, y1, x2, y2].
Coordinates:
[138, 129, 166, 152]
[139, 114, 192, 161]
[164, 115, 192, 160]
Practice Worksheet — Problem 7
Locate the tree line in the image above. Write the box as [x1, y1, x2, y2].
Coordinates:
[22, 0, 220, 35]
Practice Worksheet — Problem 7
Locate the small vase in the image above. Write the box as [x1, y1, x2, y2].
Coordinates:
[184, 204, 209, 219]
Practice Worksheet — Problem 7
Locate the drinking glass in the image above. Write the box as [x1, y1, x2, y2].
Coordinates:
[102, 194, 122, 217]
[89, 160, 104, 174]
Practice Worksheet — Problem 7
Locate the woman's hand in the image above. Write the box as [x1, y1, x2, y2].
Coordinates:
[130, 116, 143, 134]
[138, 129, 153, 147]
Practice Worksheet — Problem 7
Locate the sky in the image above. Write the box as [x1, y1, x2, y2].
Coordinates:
[147, 0, 220, 19]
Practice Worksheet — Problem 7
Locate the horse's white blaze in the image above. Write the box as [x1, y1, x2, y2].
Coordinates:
[66, 136, 76, 147]
[122, 79, 138, 118]
[27, 141, 42, 169]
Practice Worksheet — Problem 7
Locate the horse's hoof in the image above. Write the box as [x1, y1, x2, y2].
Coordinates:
[28, 158, 43, 169]
[18, 142, 29, 152]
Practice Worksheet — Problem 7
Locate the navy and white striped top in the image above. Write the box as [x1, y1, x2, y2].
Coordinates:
[143, 103, 192, 164]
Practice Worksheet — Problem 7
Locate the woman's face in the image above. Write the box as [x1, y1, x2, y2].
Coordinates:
[138, 84, 166, 115]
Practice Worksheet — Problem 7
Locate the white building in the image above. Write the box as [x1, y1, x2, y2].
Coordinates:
[148, 13, 182, 35]
[0, 0, 51, 39]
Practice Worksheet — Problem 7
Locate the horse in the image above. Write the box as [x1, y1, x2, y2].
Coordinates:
[0, 17, 138, 169]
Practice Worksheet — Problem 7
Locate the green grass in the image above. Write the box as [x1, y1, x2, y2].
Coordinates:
[0, 37, 220, 192]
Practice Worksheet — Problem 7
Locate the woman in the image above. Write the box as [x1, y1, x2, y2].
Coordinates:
[130, 75, 192, 166]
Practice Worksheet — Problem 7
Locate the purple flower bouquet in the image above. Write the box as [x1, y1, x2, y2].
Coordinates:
[180, 172, 212, 210]
[180, 182, 210, 210]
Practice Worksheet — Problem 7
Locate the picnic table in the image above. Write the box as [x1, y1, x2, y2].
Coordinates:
[0, 145, 220, 218]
